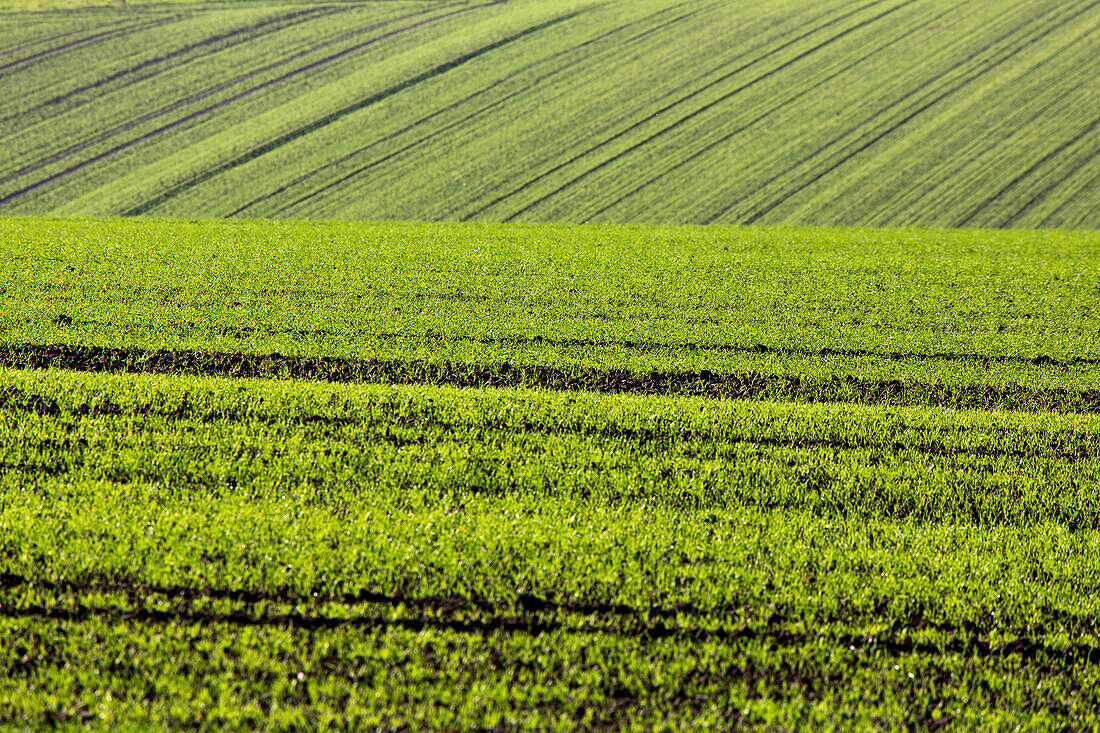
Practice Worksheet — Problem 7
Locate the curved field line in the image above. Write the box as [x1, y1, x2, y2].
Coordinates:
[0, 5, 346, 128]
[255, 2, 707, 217]
[870, 58, 1088, 227]
[725, 0, 1100, 225]
[0, 17, 132, 58]
[458, 0, 887, 221]
[461, 0, 913, 222]
[581, 4, 958, 222]
[0, 3, 477, 205]
[0, 4, 453, 186]
[1039, 165, 1100, 228]
[3, 573, 1097, 642]
[125, 8, 587, 215]
[2, 578, 1097, 659]
[246, 1, 705, 217]
[971, 115, 1100, 227]
[0, 13, 183, 74]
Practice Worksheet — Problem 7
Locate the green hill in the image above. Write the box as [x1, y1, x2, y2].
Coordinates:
[1, 0, 1097, 227]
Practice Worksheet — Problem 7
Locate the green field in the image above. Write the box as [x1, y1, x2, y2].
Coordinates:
[2, 217, 1099, 728]
[1, 0, 1098, 227]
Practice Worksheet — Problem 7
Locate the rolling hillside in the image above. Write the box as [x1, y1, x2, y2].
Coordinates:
[1, 0, 1098, 227]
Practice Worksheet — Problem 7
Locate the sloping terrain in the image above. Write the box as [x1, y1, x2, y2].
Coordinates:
[0, 0, 1097, 227]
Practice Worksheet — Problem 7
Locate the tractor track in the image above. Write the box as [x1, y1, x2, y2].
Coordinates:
[725, 0, 1100, 225]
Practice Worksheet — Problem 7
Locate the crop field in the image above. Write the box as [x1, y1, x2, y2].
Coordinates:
[0, 0, 1098, 227]
[0, 217, 1098, 728]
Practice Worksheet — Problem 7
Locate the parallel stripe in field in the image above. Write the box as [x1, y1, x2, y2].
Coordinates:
[0, 17, 132, 59]
[0, 13, 184, 75]
[124, 7, 588, 216]
[0, 5, 347, 129]
[0, 572, 1090, 639]
[257, 2, 707, 218]
[1040, 165, 1100, 228]
[0, 4, 429, 186]
[0, 586, 1095, 664]
[727, 0, 1100, 225]
[3, 343, 1098, 414]
[459, 0, 891, 221]
[704, 0, 1078, 223]
[967, 114, 1100, 228]
[581, 3, 960, 222]
[3, 382, 1087, 462]
[0, 3, 472, 204]
[465, 0, 917, 221]
[797, 10, 1100, 228]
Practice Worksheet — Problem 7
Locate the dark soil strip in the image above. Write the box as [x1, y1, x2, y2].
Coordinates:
[124, 5, 583, 215]
[3, 597, 1098, 666]
[2, 342, 1100, 413]
[6, 571, 1098, 641]
[142, 327, 1100, 368]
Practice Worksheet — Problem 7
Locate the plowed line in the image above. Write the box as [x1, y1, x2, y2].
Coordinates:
[0, 4, 464, 195]
[0, 14, 182, 74]
[583, 4, 957, 221]
[0, 5, 346, 128]
[6, 392, 1086, 462]
[126, 8, 585, 215]
[972, 114, 1100, 227]
[2, 598, 1096, 664]
[2, 343, 1099, 414]
[0, 19, 131, 59]
[0, 4, 474, 204]
[259, 3, 704, 217]
[467, 0, 915, 221]
[729, 0, 1100, 224]
[7, 572, 1095, 644]
[1040, 166, 1100, 228]
[456, 0, 870, 221]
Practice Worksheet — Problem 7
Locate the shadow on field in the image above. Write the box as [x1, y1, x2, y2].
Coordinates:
[1, 342, 1099, 413]
[1, 572, 1097, 666]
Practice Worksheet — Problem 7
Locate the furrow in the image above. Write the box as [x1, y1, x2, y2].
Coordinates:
[2, 599, 1097, 665]
[0, 18, 131, 59]
[486, 0, 920, 222]
[4, 385, 1086, 462]
[582, 3, 957, 221]
[2, 343, 1098, 414]
[973, 115, 1100, 227]
[456, 0, 877, 221]
[125, 7, 587, 216]
[730, 0, 1100, 225]
[0, 5, 347, 129]
[0, 14, 183, 74]
[0, 4, 474, 204]
[258, 3, 703, 217]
